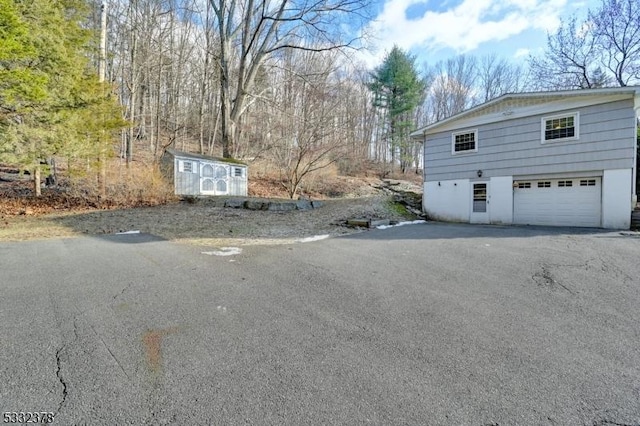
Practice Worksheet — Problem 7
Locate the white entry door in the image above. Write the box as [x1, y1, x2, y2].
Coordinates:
[470, 181, 489, 224]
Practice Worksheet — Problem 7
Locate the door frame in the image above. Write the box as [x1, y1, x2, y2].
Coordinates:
[470, 180, 490, 224]
[200, 162, 230, 195]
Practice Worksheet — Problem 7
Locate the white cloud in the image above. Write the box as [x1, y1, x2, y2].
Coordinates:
[514, 48, 531, 58]
[361, 0, 569, 66]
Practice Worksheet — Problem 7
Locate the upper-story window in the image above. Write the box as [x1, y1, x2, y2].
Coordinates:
[542, 112, 579, 143]
[452, 129, 478, 154]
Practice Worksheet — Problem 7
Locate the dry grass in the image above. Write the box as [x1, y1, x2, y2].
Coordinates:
[0, 195, 418, 244]
[248, 159, 383, 199]
[67, 159, 177, 208]
[0, 157, 422, 244]
[0, 215, 79, 241]
[0, 160, 177, 217]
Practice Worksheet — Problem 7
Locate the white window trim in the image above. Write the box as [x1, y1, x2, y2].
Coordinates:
[541, 111, 579, 144]
[177, 159, 196, 173]
[451, 129, 479, 155]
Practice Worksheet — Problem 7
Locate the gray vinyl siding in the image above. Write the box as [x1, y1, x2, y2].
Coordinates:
[228, 174, 248, 196]
[175, 159, 199, 195]
[424, 99, 636, 182]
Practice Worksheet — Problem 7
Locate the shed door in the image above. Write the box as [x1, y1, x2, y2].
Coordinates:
[513, 178, 601, 227]
[200, 163, 229, 195]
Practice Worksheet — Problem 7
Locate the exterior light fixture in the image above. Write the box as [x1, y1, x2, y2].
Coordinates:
[477, 170, 483, 177]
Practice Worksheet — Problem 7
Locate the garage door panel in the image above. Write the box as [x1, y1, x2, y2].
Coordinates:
[513, 178, 601, 227]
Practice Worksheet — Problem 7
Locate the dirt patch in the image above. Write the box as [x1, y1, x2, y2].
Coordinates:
[0, 195, 419, 244]
[0, 163, 422, 244]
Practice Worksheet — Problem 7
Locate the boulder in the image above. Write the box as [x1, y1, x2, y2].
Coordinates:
[267, 202, 297, 211]
[244, 199, 269, 210]
[296, 200, 313, 210]
[224, 198, 245, 209]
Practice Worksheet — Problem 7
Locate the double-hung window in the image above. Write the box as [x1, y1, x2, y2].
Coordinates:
[541, 112, 579, 143]
[452, 129, 478, 154]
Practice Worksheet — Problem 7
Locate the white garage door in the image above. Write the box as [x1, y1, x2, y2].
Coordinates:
[513, 178, 601, 227]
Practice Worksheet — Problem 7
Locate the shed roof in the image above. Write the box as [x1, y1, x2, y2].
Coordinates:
[411, 86, 640, 138]
[165, 149, 247, 166]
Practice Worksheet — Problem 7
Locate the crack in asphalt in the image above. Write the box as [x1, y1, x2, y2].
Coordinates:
[592, 420, 640, 426]
[592, 256, 634, 284]
[113, 281, 133, 300]
[54, 318, 79, 416]
[54, 346, 68, 413]
[87, 321, 131, 381]
[532, 264, 575, 295]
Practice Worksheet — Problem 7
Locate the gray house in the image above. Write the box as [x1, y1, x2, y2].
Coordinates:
[411, 87, 640, 229]
[161, 149, 248, 197]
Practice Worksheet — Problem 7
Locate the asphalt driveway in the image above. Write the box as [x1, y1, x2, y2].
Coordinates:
[0, 223, 639, 425]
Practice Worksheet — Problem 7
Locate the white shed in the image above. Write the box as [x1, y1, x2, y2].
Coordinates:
[161, 149, 248, 197]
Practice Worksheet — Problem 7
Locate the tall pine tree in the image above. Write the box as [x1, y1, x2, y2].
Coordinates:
[0, 0, 124, 195]
[369, 46, 425, 173]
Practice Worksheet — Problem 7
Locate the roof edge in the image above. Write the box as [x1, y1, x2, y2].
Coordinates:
[411, 86, 640, 138]
[165, 148, 247, 166]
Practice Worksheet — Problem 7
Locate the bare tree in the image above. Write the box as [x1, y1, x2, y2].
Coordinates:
[268, 49, 348, 198]
[528, 17, 601, 90]
[209, 0, 369, 158]
[529, 0, 640, 90]
[425, 55, 477, 122]
[476, 53, 525, 102]
[589, 0, 640, 86]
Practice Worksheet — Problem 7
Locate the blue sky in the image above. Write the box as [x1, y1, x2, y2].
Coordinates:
[358, 0, 600, 68]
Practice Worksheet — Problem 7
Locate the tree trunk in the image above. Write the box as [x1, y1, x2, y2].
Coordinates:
[33, 165, 41, 197]
[98, 0, 107, 200]
[126, 34, 137, 166]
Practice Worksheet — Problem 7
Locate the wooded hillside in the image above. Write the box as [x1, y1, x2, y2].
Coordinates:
[1, 0, 638, 201]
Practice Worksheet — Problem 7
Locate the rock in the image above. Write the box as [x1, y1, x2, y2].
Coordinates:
[311, 200, 324, 209]
[347, 218, 370, 227]
[267, 202, 297, 212]
[244, 199, 268, 210]
[296, 200, 313, 210]
[224, 198, 245, 209]
[346, 218, 391, 228]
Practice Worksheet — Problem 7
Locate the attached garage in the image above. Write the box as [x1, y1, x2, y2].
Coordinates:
[513, 177, 601, 227]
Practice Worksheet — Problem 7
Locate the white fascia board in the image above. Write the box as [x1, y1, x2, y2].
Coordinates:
[411, 96, 508, 137]
[422, 94, 633, 136]
[411, 87, 640, 138]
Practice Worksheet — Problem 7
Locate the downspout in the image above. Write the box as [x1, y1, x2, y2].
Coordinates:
[633, 91, 640, 205]
[422, 131, 427, 214]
